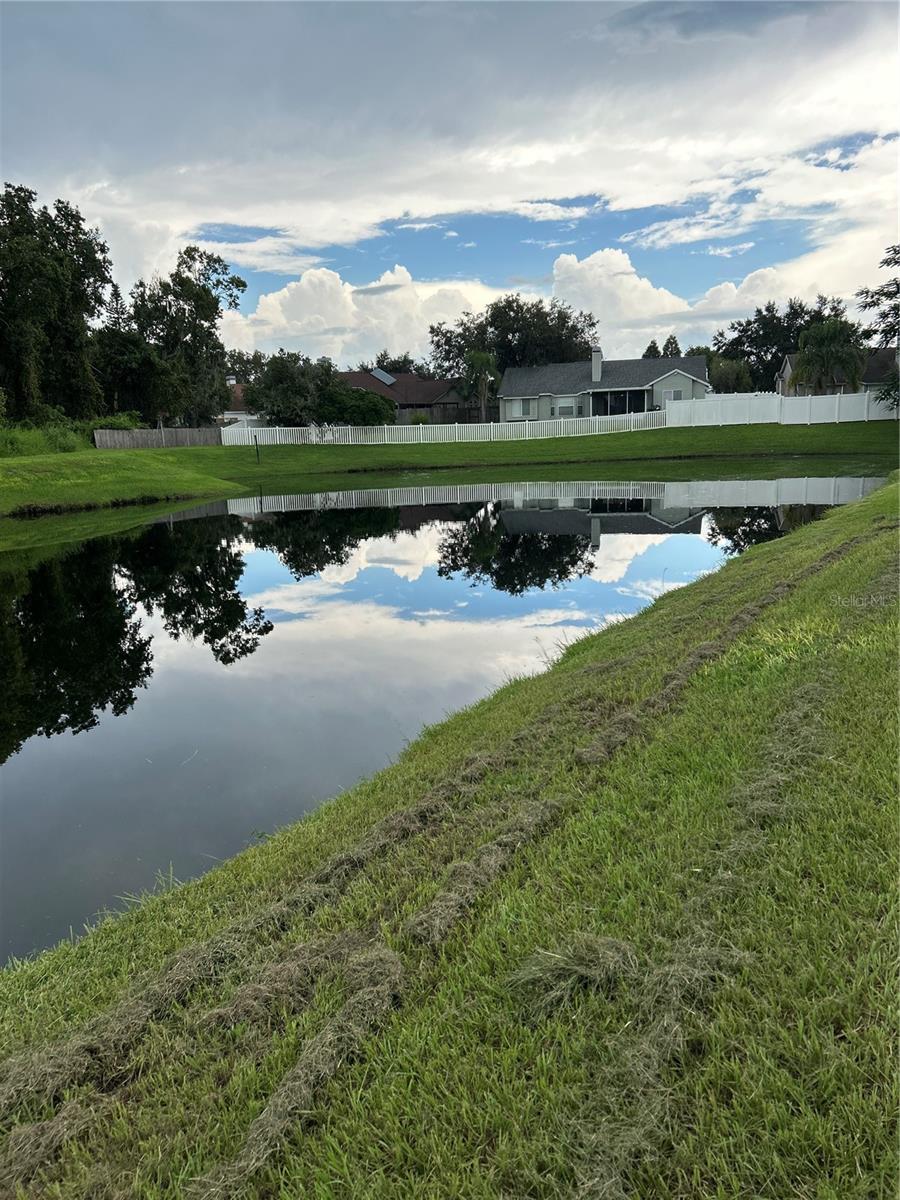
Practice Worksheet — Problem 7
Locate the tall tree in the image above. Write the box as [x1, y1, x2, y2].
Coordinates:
[661, 333, 681, 357]
[461, 349, 500, 422]
[0, 184, 111, 422]
[789, 318, 867, 394]
[429, 295, 596, 377]
[91, 286, 173, 419]
[712, 295, 847, 390]
[856, 244, 900, 348]
[642, 339, 661, 359]
[131, 246, 246, 424]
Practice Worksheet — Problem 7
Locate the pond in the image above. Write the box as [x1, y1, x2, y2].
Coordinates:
[0, 474, 884, 961]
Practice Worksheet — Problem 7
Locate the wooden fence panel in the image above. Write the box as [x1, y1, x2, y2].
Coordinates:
[93, 428, 223, 449]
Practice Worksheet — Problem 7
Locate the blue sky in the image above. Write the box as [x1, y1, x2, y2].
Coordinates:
[2, 2, 896, 363]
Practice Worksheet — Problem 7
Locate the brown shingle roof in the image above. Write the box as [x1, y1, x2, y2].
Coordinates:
[338, 371, 458, 408]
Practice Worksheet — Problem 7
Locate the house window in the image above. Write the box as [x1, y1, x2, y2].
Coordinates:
[577, 402, 584, 416]
[521, 398, 531, 417]
[663, 388, 683, 404]
[672, 388, 683, 402]
[550, 405, 555, 416]
[559, 404, 574, 416]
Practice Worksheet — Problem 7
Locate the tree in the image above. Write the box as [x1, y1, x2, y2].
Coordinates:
[225, 347, 268, 386]
[250, 508, 401, 580]
[0, 183, 111, 422]
[705, 508, 784, 556]
[856, 244, 899, 349]
[0, 538, 152, 762]
[436, 504, 595, 595]
[461, 349, 500, 422]
[245, 352, 394, 426]
[131, 246, 246, 424]
[356, 349, 435, 378]
[642, 339, 661, 359]
[789, 318, 867, 394]
[709, 356, 753, 393]
[686, 346, 753, 393]
[429, 295, 596, 377]
[661, 333, 681, 357]
[712, 295, 848, 390]
[120, 518, 272, 665]
[91, 285, 173, 421]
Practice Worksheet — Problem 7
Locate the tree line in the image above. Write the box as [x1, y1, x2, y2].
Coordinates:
[1, 179, 896, 431]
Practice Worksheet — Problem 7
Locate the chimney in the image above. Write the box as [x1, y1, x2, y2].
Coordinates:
[591, 344, 603, 383]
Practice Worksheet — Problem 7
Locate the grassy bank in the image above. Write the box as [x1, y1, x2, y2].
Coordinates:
[1, 478, 896, 1198]
[0, 420, 895, 519]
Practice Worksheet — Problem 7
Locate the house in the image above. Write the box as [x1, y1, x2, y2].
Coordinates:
[496, 496, 705, 548]
[338, 367, 480, 424]
[775, 346, 897, 395]
[497, 346, 710, 421]
[218, 376, 264, 428]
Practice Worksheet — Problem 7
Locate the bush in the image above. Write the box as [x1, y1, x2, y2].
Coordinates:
[0, 422, 90, 457]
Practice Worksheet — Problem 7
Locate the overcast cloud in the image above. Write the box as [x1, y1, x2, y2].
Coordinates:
[2, 1, 896, 361]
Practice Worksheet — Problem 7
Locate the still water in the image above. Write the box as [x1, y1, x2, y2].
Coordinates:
[0, 476, 883, 960]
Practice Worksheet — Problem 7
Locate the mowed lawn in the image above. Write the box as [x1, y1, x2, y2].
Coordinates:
[0, 420, 896, 518]
[0, 477, 896, 1198]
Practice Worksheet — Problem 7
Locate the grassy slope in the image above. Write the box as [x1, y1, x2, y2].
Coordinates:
[0, 421, 896, 518]
[0, 479, 896, 1197]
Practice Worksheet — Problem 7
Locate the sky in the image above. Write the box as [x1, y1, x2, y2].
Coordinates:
[2, 1, 897, 365]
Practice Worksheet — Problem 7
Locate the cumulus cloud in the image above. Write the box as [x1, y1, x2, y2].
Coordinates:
[224, 263, 526, 364]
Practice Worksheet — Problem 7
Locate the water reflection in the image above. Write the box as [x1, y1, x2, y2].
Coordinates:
[0, 475, 883, 960]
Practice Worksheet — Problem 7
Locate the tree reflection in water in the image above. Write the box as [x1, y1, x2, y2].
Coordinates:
[706, 505, 831, 555]
[436, 502, 595, 595]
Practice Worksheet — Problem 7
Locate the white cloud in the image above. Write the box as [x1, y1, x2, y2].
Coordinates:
[443, 230, 459, 239]
[706, 242, 754, 258]
[223, 263, 531, 364]
[522, 238, 579, 250]
[397, 222, 442, 232]
[589, 534, 672, 584]
[195, 235, 323, 275]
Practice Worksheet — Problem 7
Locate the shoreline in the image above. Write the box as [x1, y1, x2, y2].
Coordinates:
[1, 477, 896, 1196]
[1, 421, 895, 525]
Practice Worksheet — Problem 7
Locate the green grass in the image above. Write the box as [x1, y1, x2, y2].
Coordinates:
[0, 420, 895, 522]
[0, 477, 896, 1198]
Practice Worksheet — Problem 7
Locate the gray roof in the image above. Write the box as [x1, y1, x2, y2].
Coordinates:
[498, 509, 705, 537]
[498, 355, 709, 398]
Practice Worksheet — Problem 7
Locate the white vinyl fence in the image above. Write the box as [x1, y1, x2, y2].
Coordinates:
[666, 391, 895, 427]
[158, 475, 884, 526]
[218, 391, 894, 448]
[221, 409, 667, 446]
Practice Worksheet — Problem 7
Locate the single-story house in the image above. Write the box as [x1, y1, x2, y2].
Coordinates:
[338, 367, 482, 424]
[497, 347, 710, 421]
[497, 496, 704, 548]
[775, 347, 897, 395]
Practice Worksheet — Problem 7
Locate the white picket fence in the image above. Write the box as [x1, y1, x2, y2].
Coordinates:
[221, 409, 667, 447]
[215, 390, 894, 448]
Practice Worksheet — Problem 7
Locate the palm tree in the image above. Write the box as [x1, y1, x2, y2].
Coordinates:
[462, 349, 500, 422]
[790, 318, 867, 394]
